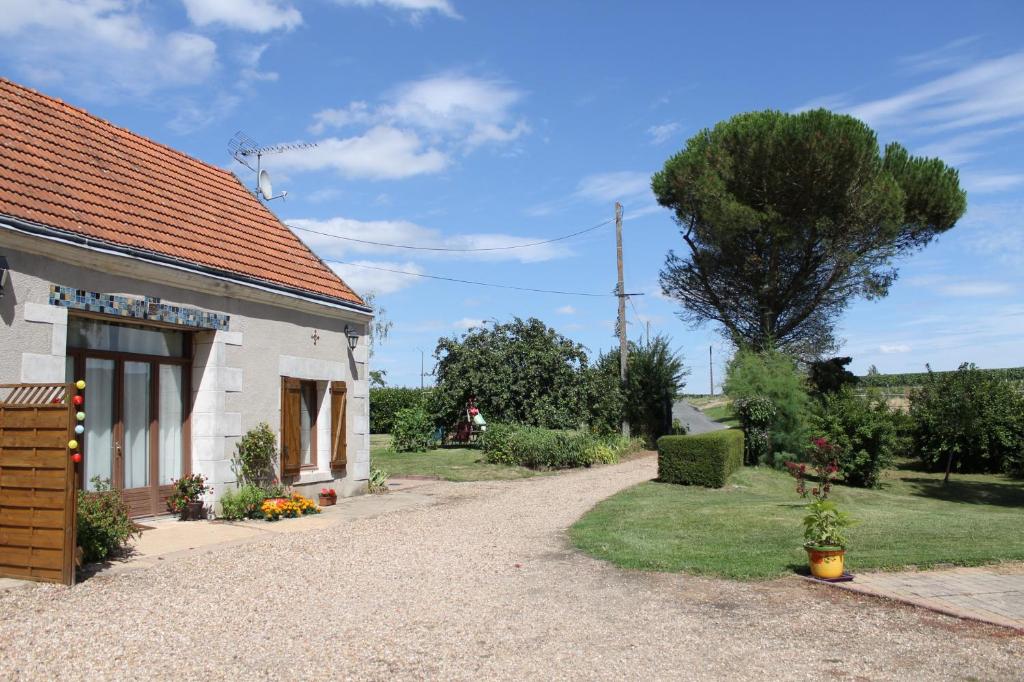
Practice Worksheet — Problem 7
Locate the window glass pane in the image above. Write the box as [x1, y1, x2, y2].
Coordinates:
[69, 318, 184, 357]
[65, 356, 75, 383]
[123, 361, 150, 489]
[84, 358, 114, 491]
[159, 365, 184, 485]
[299, 383, 314, 467]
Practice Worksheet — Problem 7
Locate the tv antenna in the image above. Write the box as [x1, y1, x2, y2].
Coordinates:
[228, 131, 316, 202]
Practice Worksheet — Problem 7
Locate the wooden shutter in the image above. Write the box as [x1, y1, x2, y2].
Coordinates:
[281, 377, 301, 476]
[330, 381, 347, 470]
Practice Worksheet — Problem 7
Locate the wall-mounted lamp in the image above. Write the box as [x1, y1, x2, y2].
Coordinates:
[344, 324, 359, 351]
[0, 255, 9, 299]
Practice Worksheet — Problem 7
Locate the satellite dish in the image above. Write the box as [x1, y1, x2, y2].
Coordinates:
[258, 169, 273, 199]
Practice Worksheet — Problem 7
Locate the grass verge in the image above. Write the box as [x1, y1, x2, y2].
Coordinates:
[569, 462, 1024, 580]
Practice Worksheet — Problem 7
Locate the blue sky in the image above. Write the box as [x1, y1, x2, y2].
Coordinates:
[2, 1, 1022, 391]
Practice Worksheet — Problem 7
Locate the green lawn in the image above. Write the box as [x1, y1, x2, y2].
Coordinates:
[701, 403, 740, 428]
[370, 434, 547, 482]
[569, 462, 1024, 580]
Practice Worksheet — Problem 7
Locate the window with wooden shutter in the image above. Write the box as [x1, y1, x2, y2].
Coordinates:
[281, 377, 301, 477]
[330, 381, 347, 470]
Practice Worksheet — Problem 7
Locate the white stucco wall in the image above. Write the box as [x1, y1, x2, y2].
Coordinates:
[0, 232, 372, 510]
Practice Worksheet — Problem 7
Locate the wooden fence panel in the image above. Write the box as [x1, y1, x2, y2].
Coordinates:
[0, 383, 77, 585]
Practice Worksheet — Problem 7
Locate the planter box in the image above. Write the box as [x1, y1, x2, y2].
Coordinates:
[318, 495, 337, 507]
[180, 501, 205, 521]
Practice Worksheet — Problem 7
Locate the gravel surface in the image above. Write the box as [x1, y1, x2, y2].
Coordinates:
[1, 455, 1021, 680]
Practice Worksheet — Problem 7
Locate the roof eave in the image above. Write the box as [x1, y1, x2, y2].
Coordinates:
[0, 214, 374, 316]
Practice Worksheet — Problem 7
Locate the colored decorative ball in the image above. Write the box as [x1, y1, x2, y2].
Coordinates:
[68, 439, 78, 450]
[75, 380, 86, 390]
[72, 395, 84, 406]
[74, 424, 84, 435]
[71, 453, 82, 463]
[76, 411, 86, 421]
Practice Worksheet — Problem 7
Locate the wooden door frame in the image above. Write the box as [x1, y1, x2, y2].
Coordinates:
[66, 336, 193, 517]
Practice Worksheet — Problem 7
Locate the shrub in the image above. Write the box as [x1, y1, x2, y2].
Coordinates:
[77, 477, 138, 563]
[724, 349, 811, 463]
[370, 387, 433, 434]
[232, 422, 277, 486]
[368, 468, 390, 494]
[657, 430, 744, 488]
[481, 424, 635, 469]
[810, 388, 903, 488]
[808, 356, 858, 396]
[389, 407, 437, 452]
[733, 396, 776, 465]
[219, 484, 270, 520]
[909, 363, 1024, 478]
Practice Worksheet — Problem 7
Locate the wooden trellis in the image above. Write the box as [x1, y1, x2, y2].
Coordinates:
[0, 383, 78, 585]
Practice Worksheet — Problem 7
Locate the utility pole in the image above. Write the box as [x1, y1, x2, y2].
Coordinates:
[709, 345, 714, 397]
[416, 348, 425, 389]
[615, 201, 629, 437]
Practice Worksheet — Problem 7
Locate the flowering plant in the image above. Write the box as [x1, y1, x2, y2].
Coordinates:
[785, 437, 839, 501]
[167, 474, 212, 513]
[261, 492, 320, 521]
[803, 499, 856, 549]
[319, 488, 337, 497]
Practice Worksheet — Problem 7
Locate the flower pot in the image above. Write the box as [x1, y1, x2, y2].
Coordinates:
[806, 545, 845, 579]
[181, 501, 205, 521]
[318, 494, 337, 506]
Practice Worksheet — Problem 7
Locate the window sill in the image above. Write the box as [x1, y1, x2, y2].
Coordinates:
[293, 470, 335, 486]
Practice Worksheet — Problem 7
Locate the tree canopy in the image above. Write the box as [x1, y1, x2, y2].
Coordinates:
[652, 108, 966, 357]
[433, 317, 592, 430]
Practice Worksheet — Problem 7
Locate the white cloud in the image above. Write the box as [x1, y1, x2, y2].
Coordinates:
[896, 36, 980, 75]
[842, 51, 1024, 132]
[289, 216, 571, 263]
[528, 171, 654, 217]
[0, 1, 218, 98]
[237, 43, 279, 84]
[941, 281, 1013, 297]
[556, 305, 576, 315]
[309, 102, 374, 134]
[328, 260, 423, 295]
[182, 0, 301, 33]
[962, 172, 1024, 194]
[647, 122, 681, 145]
[331, 0, 461, 20]
[274, 126, 448, 180]
[915, 124, 1024, 165]
[453, 317, 485, 329]
[879, 343, 912, 354]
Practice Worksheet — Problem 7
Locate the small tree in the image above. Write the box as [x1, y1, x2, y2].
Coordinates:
[232, 422, 278, 486]
[433, 318, 591, 430]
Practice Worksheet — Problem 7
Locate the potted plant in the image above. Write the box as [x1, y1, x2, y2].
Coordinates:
[318, 488, 337, 506]
[168, 474, 213, 520]
[802, 499, 855, 579]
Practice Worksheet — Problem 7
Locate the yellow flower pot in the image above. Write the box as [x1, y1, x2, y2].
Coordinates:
[806, 546, 845, 579]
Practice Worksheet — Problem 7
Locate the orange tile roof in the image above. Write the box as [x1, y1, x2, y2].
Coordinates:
[0, 78, 365, 308]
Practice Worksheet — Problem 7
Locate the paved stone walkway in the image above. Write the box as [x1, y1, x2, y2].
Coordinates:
[831, 564, 1024, 632]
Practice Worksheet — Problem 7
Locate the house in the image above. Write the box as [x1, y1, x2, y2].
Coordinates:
[0, 78, 372, 517]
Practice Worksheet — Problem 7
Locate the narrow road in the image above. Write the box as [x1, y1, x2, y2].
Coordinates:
[1, 457, 1019, 680]
[672, 399, 728, 434]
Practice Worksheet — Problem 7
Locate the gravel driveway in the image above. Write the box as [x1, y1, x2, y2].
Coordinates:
[1, 456, 1021, 680]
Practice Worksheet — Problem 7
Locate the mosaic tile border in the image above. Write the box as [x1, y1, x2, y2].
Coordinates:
[49, 285, 230, 330]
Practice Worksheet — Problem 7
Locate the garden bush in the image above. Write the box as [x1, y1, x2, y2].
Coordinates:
[810, 388, 904, 488]
[370, 387, 433, 434]
[657, 430, 744, 488]
[219, 484, 270, 520]
[733, 395, 776, 465]
[232, 422, 277, 486]
[389, 407, 437, 452]
[77, 477, 138, 563]
[481, 424, 637, 469]
[909, 363, 1024, 477]
[724, 349, 811, 463]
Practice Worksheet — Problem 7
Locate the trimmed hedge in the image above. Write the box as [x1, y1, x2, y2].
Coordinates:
[657, 430, 744, 488]
[481, 423, 641, 469]
[369, 387, 433, 434]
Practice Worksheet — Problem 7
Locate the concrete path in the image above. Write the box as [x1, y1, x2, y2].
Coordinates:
[1, 458, 1021, 680]
[671, 399, 727, 434]
[830, 564, 1024, 632]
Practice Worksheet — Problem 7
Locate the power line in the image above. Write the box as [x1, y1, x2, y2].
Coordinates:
[329, 260, 620, 297]
[289, 218, 613, 252]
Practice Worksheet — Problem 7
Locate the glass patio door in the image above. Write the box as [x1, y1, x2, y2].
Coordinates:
[83, 358, 115, 491]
